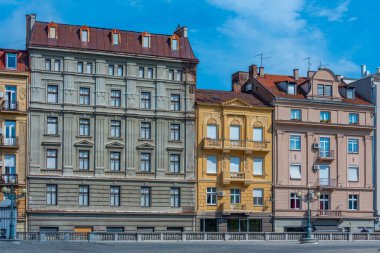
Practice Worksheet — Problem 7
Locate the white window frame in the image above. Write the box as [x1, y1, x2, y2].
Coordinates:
[253, 158, 263, 176]
[290, 164, 301, 180]
[207, 156, 217, 174]
[348, 166, 359, 182]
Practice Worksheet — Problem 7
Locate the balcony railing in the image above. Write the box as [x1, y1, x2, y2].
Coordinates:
[0, 137, 18, 147]
[2, 101, 18, 111]
[203, 138, 270, 152]
[317, 150, 335, 160]
[311, 209, 342, 217]
[317, 178, 337, 188]
[221, 203, 247, 214]
[1, 174, 18, 184]
[222, 172, 253, 185]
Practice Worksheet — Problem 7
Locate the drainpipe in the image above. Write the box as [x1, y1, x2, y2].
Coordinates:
[371, 78, 377, 217]
[154, 63, 158, 177]
[271, 101, 275, 232]
[93, 64, 97, 177]
[62, 59, 65, 178]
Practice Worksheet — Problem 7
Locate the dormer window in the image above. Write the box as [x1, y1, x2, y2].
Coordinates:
[48, 22, 58, 39]
[287, 83, 296, 95]
[80, 26, 90, 42]
[170, 34, 180, 51]
[317, 84, 332, 96]
[141, 32, 151, 48]
[347, 87, 355, 99]
[112, 30, 120, 45]
[6, 53, 17, 69]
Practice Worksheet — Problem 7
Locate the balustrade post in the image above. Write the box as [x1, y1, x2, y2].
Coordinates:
[367, 233, 370, 240]
[160, 233, 163, 241]
[285, 233, 288, 240]
[40, 233, 47, 242]
[137, 233, 142, 242]
[182, 233, 186, 241]
[348, 233, 352, 241]
[115, 233, 118, 241]
[264, 232, 268, 241]
[204, 233, 207, 240]
[89, 232, 95, 242]
[245, 233, 248, 240]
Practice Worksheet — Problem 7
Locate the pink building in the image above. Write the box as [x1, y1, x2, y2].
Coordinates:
[233, 65, 375, 232]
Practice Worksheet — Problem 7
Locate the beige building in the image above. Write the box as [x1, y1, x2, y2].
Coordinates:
[235, 65, 375, 232]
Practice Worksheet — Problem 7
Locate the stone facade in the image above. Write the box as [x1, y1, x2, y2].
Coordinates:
[26, 15, 198, 232]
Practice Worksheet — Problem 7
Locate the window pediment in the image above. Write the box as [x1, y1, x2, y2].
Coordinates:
[74, 140, 93, 147]
[136, 142, 155, 150]
[106, 141, 125, 149]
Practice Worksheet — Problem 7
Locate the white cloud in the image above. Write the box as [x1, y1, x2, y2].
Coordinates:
[308, 0, 350, 22]
[198, 0, 358, 89]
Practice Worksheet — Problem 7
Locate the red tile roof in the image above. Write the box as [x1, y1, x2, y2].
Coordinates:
[196, 89, 269, 107]
[254, 74, 372, 106]
[0, 49, 28, 72]
[28, 22, 198, 63]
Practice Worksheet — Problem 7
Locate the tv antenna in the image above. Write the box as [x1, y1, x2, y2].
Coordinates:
[303, 57, 312, 71]
[255, 53, 271, 67]
[317, 60, 329, 69]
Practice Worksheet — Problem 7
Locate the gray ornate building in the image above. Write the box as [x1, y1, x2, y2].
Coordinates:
[25, 14, 198, 232]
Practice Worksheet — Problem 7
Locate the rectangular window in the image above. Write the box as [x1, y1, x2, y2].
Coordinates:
[79, 119, 90, 136]
[79, 87, 90, 105]
[140, 153, 151, 172]
[348, 138, 359, 153]
[54, 60, 60, 71]
[77, 62, 83, 73]
[170, 124, 180, 141]
[46, 149, 58, 170]
[110, 186, 120, 206]
[348, 166, 359, 182]
[253, 158, 263, 176]
[207, 156, 217, 174]
[290, 193, 300, 209]
[117, 66, 123, 76]
[319, 194, 329, 210]
[81, 30, 88, 42]
[170, 187, 180, 207]
[172, 40, 178, 51]
[141, 187, 151, 207]
[49, 27, 56, 39]
[206, 187, 217, 205]
[47, 85, 58, 103]
[79, 185, 89, 206]
[108, 65, 114, 76]
[253, 189, 263, 206]
[230, 157, 240, 173]
[349, 113, 359, 124]
[86, 63, 92, 74]
[139, 67, 144, 78]
[290, 164, 301, 179]
[207, 125, 217, 139]
[170, 94, 180, 111]
[45, 59, 51, 70]
[46, 184, 57, 205]
[140, 122, 151, 139]
[347, 88, 355, 99]
[170, 154, 180, 173]
[230, 189, 240, 204]
[176, 70, 182, 81]
[253, 128, 263, 142]
[112, 34, 119, 45]
[348, 194, 358, 210]
[6, 53, 17, 69]
[169, 70, 174, 80]
[79, 150, 90, 170]
[290, 135, 301, 150]
[147, 68, 153, 79]
[230, 125, 240, 140]
[142, 36, 150, 48]
[140, 92, 151, 109]
[325, 85, 332, 96]
[287, 84, 295, 95]
[110, 152, 121, 171]
[320, 111, 330, 122]
[47, 117, 58, 135]
[291, 109, 301, 120]
[317, 84, 324, 96]
[110, 90, 121, 107]
[110, 120, 121, 138]
[4, 86, 16, 110]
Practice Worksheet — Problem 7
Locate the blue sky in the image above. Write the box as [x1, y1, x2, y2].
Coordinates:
[0, 0, 379, 90]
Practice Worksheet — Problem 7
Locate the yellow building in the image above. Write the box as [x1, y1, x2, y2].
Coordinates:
[0, 49, 29, 232]
[196, 89, 273, 232]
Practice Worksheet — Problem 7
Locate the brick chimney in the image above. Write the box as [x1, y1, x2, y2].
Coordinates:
[249, 64, 258, 78]
[26, 14, 36, 45]
[259, 66, 264, 77]
[174, 25, 188, 38]
[293, 69, 299, 80]
[231, 71, 249, 93]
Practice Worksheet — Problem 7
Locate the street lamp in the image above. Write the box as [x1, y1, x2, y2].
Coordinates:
[1, 178, 26, 240]
[298, 183, 320, 244]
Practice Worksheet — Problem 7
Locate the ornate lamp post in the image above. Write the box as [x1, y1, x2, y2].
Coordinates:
[298, 183, 320, 244]
[1, 179, 26, 240]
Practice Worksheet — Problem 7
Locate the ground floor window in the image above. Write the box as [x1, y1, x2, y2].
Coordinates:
[167, 227, 183, 232]
[106, 227, 124, 233]
[200, 219, 218, 232]
[227, 219, 261, 232]
[284, 227, 305, 232]
[39, 227, 59, 232]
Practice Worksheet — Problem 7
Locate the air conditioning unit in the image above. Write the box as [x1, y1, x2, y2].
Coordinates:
[313, 143, 320, 149]
[313, 165, 320, 171]
[217, 191, 225, 197]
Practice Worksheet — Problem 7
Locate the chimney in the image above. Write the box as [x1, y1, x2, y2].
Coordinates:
[174, 25, 188, 38]
[361, 64, 367, 77]
[377, 67, 380, 74]
[26, 14, 36, 45]
[293, 69, 299, 80]
[259, 66, 264, 77]
[307, 71, 315, 78]
[336, 75, 342, 80]
[249, 64, 258, 78]
[231, 71, 249, 93]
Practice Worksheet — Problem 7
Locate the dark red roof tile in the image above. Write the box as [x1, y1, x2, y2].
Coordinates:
[196, 89, 269, 107]
[0, 49, 28, 72]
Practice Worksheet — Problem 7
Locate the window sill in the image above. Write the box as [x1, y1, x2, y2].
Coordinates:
[289, 149, 301, 152]
[44, 134, 60, 137]
[206, 173, 218, 176]
[138, 138, 153, 142]
[168, 140, 182, 143]
[290, 178, 302, 181]
[348, 152, 359, 154]
[76, 136, 92, 139]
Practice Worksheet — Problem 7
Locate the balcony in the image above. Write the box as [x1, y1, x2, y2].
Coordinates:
[2, 101, 18, 111]
[222, 171, 253, 185]
[317, 178, 337, 188]
[1, 174, 18, 184]
[221, 203, 249, 215]
[311, 209, 342, 217]
[316, 150, 335, 161]
[203, 138, 270, 153]
[0, 137, 18, 148]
